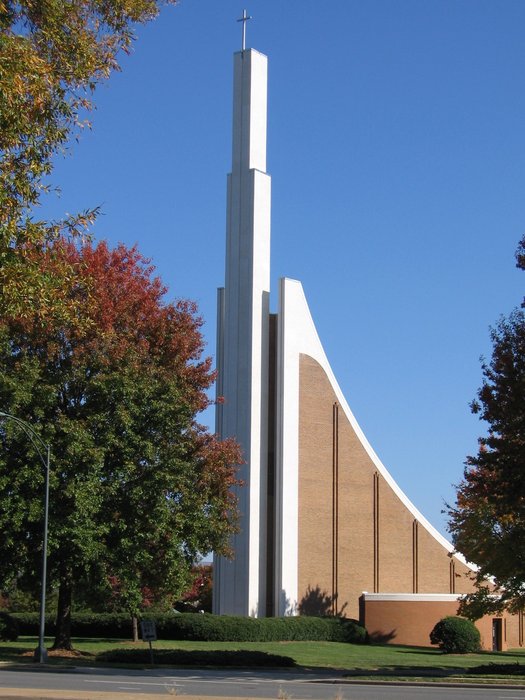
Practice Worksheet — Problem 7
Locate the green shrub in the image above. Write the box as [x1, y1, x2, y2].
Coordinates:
[97, 648, 295, 667]
[10, 611, 367, 644]
[70, 613, 133, 638]
[430, 616, 481, 653]
[0, 612, 19, 641]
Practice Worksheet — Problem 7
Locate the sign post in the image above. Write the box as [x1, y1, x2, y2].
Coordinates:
[140, 619, 157, 665]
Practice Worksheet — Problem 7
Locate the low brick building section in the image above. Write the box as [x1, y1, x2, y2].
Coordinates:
[361, 594, 525, 650]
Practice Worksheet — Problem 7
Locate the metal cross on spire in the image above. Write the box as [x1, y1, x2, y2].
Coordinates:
[237, 9, 252, 51]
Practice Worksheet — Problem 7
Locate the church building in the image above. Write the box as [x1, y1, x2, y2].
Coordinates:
[212, 30, 522, 651]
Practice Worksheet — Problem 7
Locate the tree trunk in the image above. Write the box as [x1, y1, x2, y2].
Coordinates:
[52, 573, 73, 650]
[132, 615, 139, 643]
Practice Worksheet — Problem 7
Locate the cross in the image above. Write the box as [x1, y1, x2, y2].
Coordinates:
[237, 9, 252, 51]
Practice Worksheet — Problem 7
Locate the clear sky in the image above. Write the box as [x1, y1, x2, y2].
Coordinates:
[40, 0, 525, 538]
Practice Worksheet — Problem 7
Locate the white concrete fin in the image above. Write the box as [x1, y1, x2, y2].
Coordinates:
[275, 277, 473, 614]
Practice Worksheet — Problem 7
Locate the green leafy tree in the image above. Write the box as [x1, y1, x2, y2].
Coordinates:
[0, 239, 241, 650]
[0, 0, 175, 320]
[448, 235, 525, 617]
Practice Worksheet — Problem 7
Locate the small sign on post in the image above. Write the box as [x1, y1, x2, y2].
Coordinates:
[140, 619, 157, 665]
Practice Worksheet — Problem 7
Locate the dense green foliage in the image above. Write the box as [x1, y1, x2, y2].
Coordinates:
[429, 616, 481, 654]
[97, 647, 296, 667]
[449, 235, 525, 617]
[0, 611, 18, 641]
[11, 612, 367, 644]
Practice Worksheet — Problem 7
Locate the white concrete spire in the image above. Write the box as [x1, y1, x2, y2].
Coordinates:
[214, 48, 271, 617]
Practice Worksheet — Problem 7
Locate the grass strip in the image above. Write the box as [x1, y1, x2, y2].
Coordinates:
[3, 637, 525, 678]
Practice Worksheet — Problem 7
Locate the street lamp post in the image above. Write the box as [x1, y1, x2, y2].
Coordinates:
[0, 411, 50, 663]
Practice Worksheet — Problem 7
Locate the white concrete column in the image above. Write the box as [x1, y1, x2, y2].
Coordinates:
[214, 49, 271, 617]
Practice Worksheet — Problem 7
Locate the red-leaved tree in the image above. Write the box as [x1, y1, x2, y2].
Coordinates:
[0, 239, 241, 649]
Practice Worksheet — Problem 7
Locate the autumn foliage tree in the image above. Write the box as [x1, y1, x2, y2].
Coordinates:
[178, 563, 213, 613]
[449, 235, 525, 617]
[0, 239, 240, 650]
[0, 0, 175, 320]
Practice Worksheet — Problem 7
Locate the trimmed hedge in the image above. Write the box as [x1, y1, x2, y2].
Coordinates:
[11, 612, 132, 638]
[11, 612, 367, 643]
[149, 613, 367, 643]
[0, 612, 18, 641]
[430, 616, 481, 653]
[97, 648, 295, 667]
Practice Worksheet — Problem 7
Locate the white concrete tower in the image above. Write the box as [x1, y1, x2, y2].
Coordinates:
[213, 47, 271, 617]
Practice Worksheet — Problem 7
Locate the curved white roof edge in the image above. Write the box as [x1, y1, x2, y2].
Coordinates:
[280, 277, 473, 571]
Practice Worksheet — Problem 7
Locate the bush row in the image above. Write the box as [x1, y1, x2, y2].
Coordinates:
[11, 612, 367, 643]
[11, 612, 132, 638]
[97, 648, 295, 667]
[0, 612, 18, 641]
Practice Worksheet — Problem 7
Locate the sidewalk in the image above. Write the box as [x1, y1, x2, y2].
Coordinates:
[0, 692, 255, 700]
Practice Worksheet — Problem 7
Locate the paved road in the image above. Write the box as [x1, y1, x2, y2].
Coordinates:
[2, 666, 525, 700]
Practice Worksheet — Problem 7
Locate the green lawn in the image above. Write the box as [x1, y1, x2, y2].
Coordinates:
[3, 636, 525, 680]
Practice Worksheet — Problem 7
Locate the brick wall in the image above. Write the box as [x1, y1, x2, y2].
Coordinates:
[297, 354, 482, 626]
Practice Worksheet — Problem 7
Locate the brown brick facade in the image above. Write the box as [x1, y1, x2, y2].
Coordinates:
[297, 354, 520, 648]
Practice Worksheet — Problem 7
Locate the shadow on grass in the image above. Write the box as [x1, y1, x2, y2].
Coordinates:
[98, 648, 296, 668]
[62, 637, 125, 644]
[0, 643, 35, 660]
[342, 667, 464, 679]
[342, 657, 525, 680]
[399, 648, 525, 660]
[0, 638, 97, 666]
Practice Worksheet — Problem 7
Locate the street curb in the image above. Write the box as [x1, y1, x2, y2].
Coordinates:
[331, 678, 525, 689]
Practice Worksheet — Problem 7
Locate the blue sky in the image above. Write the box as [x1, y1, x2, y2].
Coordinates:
[41, 0, 524, 538]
